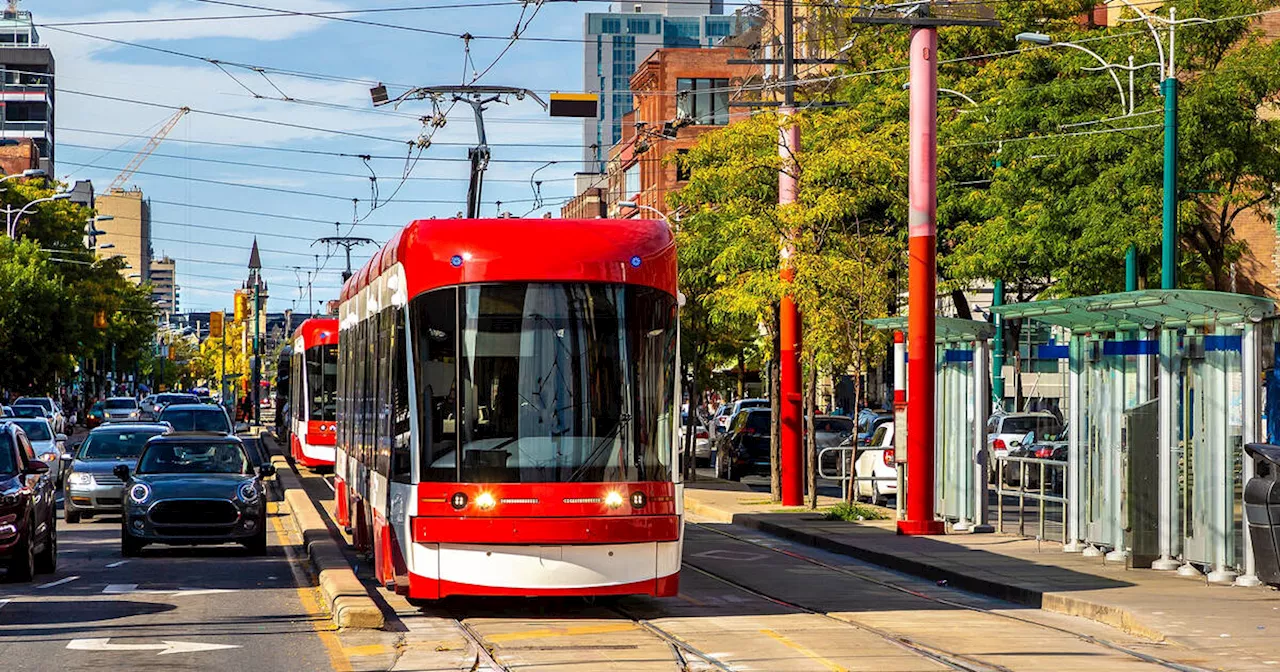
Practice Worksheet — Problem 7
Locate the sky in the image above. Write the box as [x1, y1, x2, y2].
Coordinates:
[37, 0, 601, 313]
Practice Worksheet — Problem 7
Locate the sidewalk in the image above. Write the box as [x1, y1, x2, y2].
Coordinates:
[685, 485, 1280, 671]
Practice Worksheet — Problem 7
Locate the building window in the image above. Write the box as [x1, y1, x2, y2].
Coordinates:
[676, 149, 691, 181]
[624, 164, 641, 198]
[706, 17, 733, 38]
[627, 18, 651, 34]
[592, 16, 622, 33]
[663, 18, 701, 47]
[676, 78, 730, 125]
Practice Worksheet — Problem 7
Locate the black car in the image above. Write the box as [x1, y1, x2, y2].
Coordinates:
[714, 408, 772, 480]
[157, 404, 234, 435]
[0, 422, 57, 580]
[117, 433, 275, 556]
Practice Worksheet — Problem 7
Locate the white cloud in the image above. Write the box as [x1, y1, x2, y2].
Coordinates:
[42, 0, 350, 43]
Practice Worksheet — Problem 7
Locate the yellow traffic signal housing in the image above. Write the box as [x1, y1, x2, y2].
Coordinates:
[209, 311, 225, 338]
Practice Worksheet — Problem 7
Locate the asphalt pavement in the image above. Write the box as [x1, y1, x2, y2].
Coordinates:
[0, 436, 342, 671]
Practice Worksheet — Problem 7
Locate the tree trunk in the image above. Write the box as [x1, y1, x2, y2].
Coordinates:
[806, 361, 818, 510]
[849, 350, 863, 504]
[736, 349, 746, 399]
[950, 289, 972, 320]
[770, 308, 782, 502]
[685, 361, 699, 482]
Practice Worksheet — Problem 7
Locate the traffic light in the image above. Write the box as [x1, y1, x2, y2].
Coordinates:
[209, 311, 224, 338]
[234, 291, 250, 322]
[93, 311, 107, 329]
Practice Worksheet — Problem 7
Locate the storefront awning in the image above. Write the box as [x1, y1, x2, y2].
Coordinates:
[989, 289, 1277, 331]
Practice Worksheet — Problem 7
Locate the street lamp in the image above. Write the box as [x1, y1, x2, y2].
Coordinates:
[1015, 32, 1128, 113]
[617, 200, 666, 221]
[0, 168, 46, 185]
[5, 192, 71, 237]
[96, 243, 115, 250]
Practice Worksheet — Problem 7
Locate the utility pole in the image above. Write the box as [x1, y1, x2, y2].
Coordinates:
[777, 0, 804, 507]
[315, 224, 376, 282]
[851, 1, 998, 535]
[371, 84, 546, 218]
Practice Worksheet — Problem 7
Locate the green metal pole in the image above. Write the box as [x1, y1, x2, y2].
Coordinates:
[1125, 246, 1138, 291]
[1161, 77, 1178, 290]
[992, 279, 1005, 406]
[252, 284, 261, 425]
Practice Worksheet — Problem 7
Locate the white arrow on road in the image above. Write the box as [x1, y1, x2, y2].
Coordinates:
[67, 638, 241, 655]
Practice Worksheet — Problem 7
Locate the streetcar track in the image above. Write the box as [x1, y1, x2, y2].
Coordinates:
[688, 521, 1212, 672]
[452, 618, 511, 672]
[607, 603, 735, 672]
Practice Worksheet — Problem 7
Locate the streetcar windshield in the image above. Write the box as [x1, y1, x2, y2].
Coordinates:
[412, 283, 677, 483]
[306, 344, 337, 422]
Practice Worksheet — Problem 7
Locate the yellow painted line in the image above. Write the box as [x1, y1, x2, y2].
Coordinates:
[487, 622, 638, 643]
[270, 509, 353, 672]
[341, 643, 391, 656]
[760, 629, 848, 672]
[678, 592, 706, 606]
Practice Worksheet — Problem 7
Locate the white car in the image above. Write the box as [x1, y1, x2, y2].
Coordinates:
[9, 417, 68, 486]
[986, 412, 1062, 460]
[854, 421, 897, 506]
[681, 411, 712, 466]
[12, 397, 64, 434]
[102, 397, 142, 423]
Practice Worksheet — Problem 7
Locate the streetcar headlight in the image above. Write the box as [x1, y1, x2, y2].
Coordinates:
[128, 483, 151, 504]
[475, 492, 496, 511]
[604, 491, 624, 509]
[450, 492, 469, 510]
[630, 491, 647, 509]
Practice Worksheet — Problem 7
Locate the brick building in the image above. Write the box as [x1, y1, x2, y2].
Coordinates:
[604, 47, 754, 219]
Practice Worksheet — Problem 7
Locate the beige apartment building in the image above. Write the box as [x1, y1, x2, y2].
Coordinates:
[94, 187, 151, 285]
[150, 255, 177, 315]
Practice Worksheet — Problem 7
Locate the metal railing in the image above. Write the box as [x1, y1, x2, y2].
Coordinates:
[991, 454, 1068, 544]
[817, 445, 898, 501]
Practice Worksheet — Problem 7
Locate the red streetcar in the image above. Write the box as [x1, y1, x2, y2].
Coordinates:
[335, 217, 681, 599]
[288, 318, 338, 468]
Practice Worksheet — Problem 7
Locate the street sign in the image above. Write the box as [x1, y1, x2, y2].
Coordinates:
[209, 311, 224, 338]
[549, 92, 597, 118]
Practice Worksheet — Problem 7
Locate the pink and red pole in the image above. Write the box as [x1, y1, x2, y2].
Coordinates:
[779, 107, 804, 507]
[899, 27, 945, 535]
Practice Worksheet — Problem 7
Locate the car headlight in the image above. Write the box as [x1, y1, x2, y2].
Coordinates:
[237, 482, 259, 502]
[69, 472, 93, 486]
[128, 410, 139, 417]
[128, 483, 151, 504]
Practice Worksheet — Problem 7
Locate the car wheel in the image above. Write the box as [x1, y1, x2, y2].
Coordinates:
[121, 527, 145, 557]
[34, 520, 56, 574]
[243, 523, 268, 556]
[64, 498, 80, 524]
[6, 527, 34, 582]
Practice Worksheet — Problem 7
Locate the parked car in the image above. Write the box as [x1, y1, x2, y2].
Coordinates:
[13, 397, 64, 434]
[102, 397, 142, 423]
[8, 418, 67, 487]
[857, 411, 893, 446]
[681, 411, 713, 466]
[815, 415, 856, 474]
[117, 433, 275, 556]
[986, 411, 1062, 460]
[714, 408, 772, 480]
[157, 404, 234, 435]
[86, 401, 106, 429]
[1, 406, 12, 418]
[64, 423, 173, 523]
[853, 421, 897, 506]
[140, 393, 200, 420]
[1002, 426, 1068, 491]
[0, 421, 57, 580]
[711, 398, 769, 439]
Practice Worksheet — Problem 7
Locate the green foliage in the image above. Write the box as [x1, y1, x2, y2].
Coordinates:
[823, 501, 890, 521]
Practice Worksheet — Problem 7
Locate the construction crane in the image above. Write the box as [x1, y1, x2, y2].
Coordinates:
[108, 107, 190, 192]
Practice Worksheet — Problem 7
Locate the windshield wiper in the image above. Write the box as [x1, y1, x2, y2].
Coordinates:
[568, 413, 630, 483]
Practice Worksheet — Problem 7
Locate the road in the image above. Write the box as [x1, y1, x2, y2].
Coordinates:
[0, 436, 342, 671]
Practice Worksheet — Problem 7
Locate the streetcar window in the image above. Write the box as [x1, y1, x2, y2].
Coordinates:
[391, 309, 412, 483]
[412, 287, 459, 482]
[411, 282, 676, 484]
[306, 344, 338, 422]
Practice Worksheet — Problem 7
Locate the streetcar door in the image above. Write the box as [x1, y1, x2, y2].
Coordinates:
[386, 306, 414, 589]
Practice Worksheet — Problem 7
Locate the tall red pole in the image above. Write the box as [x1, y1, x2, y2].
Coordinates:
[900, 27, 945, 535]
[779, 106, 804, 507]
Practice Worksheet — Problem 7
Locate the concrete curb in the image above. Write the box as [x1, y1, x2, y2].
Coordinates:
[734, 514, 1166, 642]
[264, 439, 385, 630]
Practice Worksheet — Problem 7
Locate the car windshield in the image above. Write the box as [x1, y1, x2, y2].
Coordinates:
[871, 424, 891, 447]
[738, 400, 768, 410]
[745, 411, 770, 433]
[814, 417, 853, 434]
[411, 282, 677, 483]
[105, 399, 137, 410]
[137, 442, 251, 474]
[81, 429, 166, 460]
[1002, 416, 1062, 437]
[90, 402, 104, 412]
[306, 344, 337, 422]
[158, 408, 231, 433]
[14, 398, 52, 411]
[11, 406, 43, 418]
[12, 420, 50, 441]
[0, 435, 14, 474]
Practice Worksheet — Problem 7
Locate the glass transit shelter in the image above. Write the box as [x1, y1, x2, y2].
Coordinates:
[992, 290, 1278, 585]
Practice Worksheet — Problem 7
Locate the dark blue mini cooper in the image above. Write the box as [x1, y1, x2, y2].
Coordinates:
[115, 434, 275, 556]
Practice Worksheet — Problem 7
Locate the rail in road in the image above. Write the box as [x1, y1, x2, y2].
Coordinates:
[275, 441, 1214, 672]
